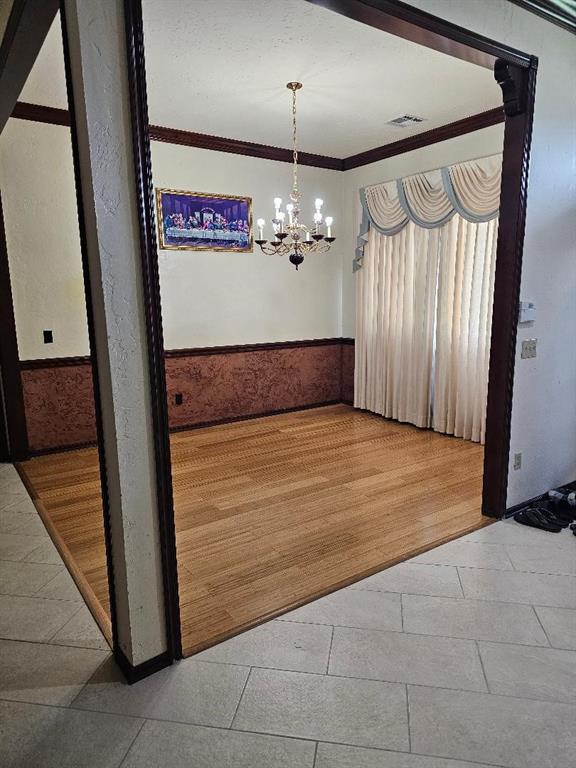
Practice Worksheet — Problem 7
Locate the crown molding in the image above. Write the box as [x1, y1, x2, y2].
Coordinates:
[148, 124, 344, 170]
[342, 107, 504, 170]
[11, 101, 504, 171]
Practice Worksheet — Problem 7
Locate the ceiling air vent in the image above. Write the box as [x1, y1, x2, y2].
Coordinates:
[387, 114, 426, 128]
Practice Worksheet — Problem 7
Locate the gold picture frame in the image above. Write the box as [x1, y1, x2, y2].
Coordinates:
[156, 188, 253, 252]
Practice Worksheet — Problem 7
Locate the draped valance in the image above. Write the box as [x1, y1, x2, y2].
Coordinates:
[354, 154, 502, 270]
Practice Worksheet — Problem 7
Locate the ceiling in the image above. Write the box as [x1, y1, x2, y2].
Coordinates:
[20, 0, 501, 158]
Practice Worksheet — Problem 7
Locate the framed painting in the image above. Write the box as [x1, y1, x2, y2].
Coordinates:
[156, 188, 252, 251]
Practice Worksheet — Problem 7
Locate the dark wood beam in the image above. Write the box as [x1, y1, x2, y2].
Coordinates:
[343, 107, 505, 170]
[0, 0, 59, 132]
[11, 99, 70, 126]
[305, 0, 532, 69]
[507, 0, 576, 35]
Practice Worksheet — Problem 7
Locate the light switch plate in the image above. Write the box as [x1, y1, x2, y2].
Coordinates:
[521, 339, 537, 359]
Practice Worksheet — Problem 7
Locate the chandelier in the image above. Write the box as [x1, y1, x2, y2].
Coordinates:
[255, 82, 335, 270]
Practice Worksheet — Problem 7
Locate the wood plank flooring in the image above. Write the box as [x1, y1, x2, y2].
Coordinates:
[18, 405, 488, 657]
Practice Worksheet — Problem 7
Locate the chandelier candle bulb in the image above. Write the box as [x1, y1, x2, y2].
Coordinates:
[325, 217, 333, 238]
[255, 82, 335, 269]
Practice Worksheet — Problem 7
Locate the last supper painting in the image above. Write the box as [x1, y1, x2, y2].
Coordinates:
[156, 189, 252, 251]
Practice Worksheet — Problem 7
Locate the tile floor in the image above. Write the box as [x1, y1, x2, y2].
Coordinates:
[1, 460, 575, 767]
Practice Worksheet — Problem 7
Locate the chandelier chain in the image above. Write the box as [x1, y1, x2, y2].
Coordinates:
[292, 86, 298, 197]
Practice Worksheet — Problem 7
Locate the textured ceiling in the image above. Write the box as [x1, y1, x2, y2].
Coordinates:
[20, 0, 500, 157]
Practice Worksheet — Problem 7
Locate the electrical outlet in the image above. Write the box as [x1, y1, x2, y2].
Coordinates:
[175, 393, 183, 406]
[513, 452, 522, 471]
[43, 330, 53, 344]
[521, 338, 537, 359]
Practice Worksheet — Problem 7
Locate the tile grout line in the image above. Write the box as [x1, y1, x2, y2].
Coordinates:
[30, 566, 70, 598]
[325, 625, 334, 675]
[455, 566, 465, 597]
[502, 544, 517, 571]
[312, 741, 319, 768]
[475, 639, 491, 693]
[0, 634, 109, 652]
[273, 620, 554, 649]
[405, 683, 412, 752]
[68, 653, 112, 710]
[117, 717, 147, 768]
[229, 666, 253, 729]
[17, 689, 572, 761]
[531, 604, 553, 647]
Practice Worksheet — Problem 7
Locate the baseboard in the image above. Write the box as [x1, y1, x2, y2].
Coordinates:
[24, 402, 350, 455]
[114, 647, 173, 684]
[29, 439, 98, 457]
[168, 400, 344, 433]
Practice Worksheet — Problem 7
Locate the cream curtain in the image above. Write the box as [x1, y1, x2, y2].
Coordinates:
[433, 216, 498, 443]
[355, 196, 499, 443]
[354, 224, 440, 428]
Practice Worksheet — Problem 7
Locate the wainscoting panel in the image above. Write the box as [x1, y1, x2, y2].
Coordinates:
[20, 338, 355, 453]
[166, 341, 343, 430]
[341, 340, 355, 404]
[21, 361, 96, 452]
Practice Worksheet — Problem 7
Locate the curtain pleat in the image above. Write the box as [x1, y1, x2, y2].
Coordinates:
[432, 217, 497, 443]
[354, 224, 440, 429]
[355, 216, 499, 444]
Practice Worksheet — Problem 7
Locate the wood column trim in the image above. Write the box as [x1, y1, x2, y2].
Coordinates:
[0, 190, 28, 460]
[482, 57, 538, 517]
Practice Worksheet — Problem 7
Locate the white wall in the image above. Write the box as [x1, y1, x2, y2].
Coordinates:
[152, 142, 343, 349]
[340, 123, 505, 337]
[0, 122, 343, 357]
[0, 118, 90, 359]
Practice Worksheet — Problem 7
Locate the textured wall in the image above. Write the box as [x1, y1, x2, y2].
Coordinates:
[166, 344, 343, 429]
[21, 363, 96, 452]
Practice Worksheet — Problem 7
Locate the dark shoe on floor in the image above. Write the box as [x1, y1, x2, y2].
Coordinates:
[514, 506, 563, 533]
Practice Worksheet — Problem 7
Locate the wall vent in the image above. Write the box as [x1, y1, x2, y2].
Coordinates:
[387, 114, 426, 127]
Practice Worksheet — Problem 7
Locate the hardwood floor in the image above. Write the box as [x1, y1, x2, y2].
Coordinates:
[18, 405, 488, 656]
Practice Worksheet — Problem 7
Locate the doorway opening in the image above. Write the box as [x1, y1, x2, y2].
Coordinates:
[1, 0, 535, 663]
